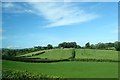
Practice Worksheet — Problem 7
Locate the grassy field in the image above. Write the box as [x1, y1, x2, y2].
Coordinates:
[2, 49, 118, 78]
[27, 49, 73, 60]
[75, 49, 118, 60]
[21, 49, 118, 61]
[18, 50, 46, 57]
[2, 60, 118, 78]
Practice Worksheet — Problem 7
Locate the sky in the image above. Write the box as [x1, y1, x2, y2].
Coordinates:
[1, 2, 118, 49]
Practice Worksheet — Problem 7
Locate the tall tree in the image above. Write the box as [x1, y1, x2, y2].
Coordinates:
[90, 44, 95, 49]
[85, 42, 90, 48]
[96, 43, 106, 49]
[58, 42, 78, 48]
[72, 49, 76, 59]
[114, 41, 120, 51]
[47, 44, 53, 49]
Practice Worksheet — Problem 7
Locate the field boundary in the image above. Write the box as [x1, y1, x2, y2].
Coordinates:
[19, 51, 45, 57]
[2, 56, 120, 63]
[2, 56, 69, 63]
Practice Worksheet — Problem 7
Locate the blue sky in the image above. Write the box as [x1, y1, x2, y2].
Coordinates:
[2, 2, 118, 49]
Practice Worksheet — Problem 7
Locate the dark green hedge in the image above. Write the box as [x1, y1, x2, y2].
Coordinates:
[2, 56, 119, 63]
[2, 69, 62, 80]
[2, 56, 69, 63]
[74, 58, 119, 62]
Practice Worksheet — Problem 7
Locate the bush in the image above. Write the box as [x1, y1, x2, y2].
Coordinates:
[71, 49, 76, 59]
[2, 69, 62, 80]
[69, 49, 76, 61]
[2, 56, 69, 63]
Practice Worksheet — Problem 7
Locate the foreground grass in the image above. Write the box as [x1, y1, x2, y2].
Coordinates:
[2, 60, 118, 78]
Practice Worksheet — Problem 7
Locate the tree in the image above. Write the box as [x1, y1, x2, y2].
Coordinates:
[96, 43, 106, 49]
[47, 44, 53, 49]
[70, 49, 76, 61]
[114, 41, 120, 51]
[90, 44, 95, 49]
[105, 43, 114, 48]
[85, 42, 90, 48]
[58, 42, 78, 48]
[58, 43, 63, 48]
[76, 45, 81, 49]
[34, 46, 42, 50]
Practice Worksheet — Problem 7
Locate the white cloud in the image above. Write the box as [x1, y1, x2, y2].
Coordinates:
[113, 27, 120, 34]
[0, 28, 5, 32]
[113, 30, 118, 34]
[7, 45, 20, 49]
[64, 0, 119, 2]
[0, 29, 2, 40]
[2, 0, 119, 2]
[0, 28, 3, 34]
[0, 29, 2, 33]
[29, 2, 99, 28]
[0, 28, 6, 40]
[2, 2, 15, 8]
[2, 0, 63, 2]
[2, 2, 34, 14]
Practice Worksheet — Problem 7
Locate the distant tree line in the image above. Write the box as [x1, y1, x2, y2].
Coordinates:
[2, 44, 54, 57]
[85, 41, 120, 51]
[1, 41, 120, 57]
[34, 44, 53, 50]
[2, 48, 40, 57]
[57, 41, 120, 51]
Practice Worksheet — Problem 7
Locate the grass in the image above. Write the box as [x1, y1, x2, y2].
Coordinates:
[22, 49, 118, 61]
[29, 49, 72, 60]
[18, 50, 46, 57]
[2, 60, 118, 78]
[75, 49, 118, 60]
[3, 49, 118, 78]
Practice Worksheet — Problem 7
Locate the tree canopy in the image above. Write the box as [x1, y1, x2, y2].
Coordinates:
[58, 42, 79, 48]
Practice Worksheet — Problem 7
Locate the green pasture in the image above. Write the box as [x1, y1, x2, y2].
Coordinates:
[28, 49, 72, 60]
[22, 49, 118, 61]
[2, 60, 118, 78]
[18, 50, 46, 57]
[75, 49, 118, 60]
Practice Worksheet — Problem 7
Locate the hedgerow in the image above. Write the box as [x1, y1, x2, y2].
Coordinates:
[2, 69, 63, 80]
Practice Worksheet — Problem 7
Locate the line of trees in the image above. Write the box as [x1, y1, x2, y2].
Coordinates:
[1, 41, 120, 57]
[2, 44, 54, 57]
[34, 44, 53, 50]
[2, 48, 40, 57]
[57, 41, 120, 51]
[85, 41, 120, 51]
